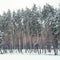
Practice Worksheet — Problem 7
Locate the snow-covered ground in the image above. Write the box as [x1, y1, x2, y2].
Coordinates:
[0, 49, 60, 55]
[0, 49, 60, 60]
[0, 55, 60, 60]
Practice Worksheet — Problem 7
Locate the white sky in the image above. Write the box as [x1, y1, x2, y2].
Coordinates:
[0, 0, 60, 14]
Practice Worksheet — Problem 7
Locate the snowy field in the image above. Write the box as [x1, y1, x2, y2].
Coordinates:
[0, 55, 60, 60]
[0, 49, 60, 55]
[0, 49, 60, 60]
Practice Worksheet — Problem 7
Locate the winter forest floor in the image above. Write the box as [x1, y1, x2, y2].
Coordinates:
[0, 49, 60, 55]
[0, 49, 60, 60]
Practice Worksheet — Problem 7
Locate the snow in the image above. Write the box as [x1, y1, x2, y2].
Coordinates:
[0, 49, 60, 60]
[0, 49, 60, 55]
[0, 55, 60, 60]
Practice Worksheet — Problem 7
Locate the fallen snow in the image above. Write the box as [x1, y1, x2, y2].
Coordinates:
[0, 49, 60, 55]
[0, 49, 60, 60]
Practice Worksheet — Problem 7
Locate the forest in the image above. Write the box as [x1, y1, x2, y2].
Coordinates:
[0, 4, 60, 55]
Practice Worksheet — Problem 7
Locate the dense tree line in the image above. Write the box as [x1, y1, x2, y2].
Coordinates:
[0, 4, 60, 55]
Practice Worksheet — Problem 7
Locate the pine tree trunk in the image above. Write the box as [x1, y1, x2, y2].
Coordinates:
[53, 35, 58, 55]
